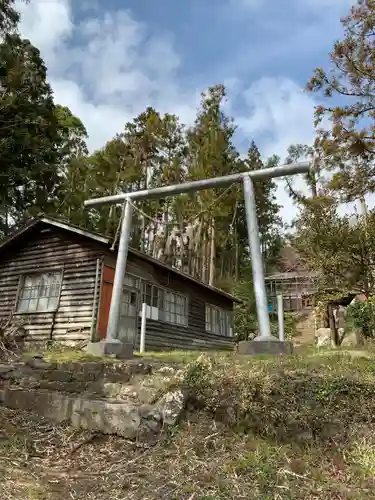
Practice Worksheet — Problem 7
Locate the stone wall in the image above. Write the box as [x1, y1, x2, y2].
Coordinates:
[0, 357, 185, 440]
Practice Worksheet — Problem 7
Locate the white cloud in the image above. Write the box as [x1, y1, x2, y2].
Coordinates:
[17, 0, 200, 151]
[17, 0, 72, 56]
[237, 77, 316, 159]
[16, 1, 316, 223]
[235, 77, 319, 222]
[232, 0, 354, 10]
[235, 75, 372, 223]
[16, 0, 361, 225]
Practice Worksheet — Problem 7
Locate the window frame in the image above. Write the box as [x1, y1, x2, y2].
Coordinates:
[14, 268, 63, 315]
[162, 289, 188, 326]
[123, 273, 141, 290]
[140, 281, 188, 327]
[205, 303, 233, 337]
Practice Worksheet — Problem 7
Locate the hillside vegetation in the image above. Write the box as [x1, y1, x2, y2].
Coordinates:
[2, 349, 375, 499]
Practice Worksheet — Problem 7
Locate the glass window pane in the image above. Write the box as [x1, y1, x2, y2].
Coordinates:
[28, 298, 38, 312]
[17, 272, 62, 313]
[206, 304, 232, 336]
[30, 285, 39, 299]
[158, 288, 165, 309]
[156, 289, 187, 325]
[20, 287, 31, 300]
[152, 286, 159, 308]
[38, 297, 49, 310]
[50, 283, 59, 298]
[144, 284, 152, 305]
[24, 276, 35, 287]
[17, 299, 29, 312]
[47, 296, 59, 310]
[124, 274, 140, 289]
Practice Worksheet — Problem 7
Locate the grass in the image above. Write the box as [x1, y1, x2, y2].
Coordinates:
[2, 348, 375, 498]
[22, 343, 112, 364]
[24, 344, 210, 365]
[136, 349, 217, 364]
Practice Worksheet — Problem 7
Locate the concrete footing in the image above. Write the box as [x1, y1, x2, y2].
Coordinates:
[238, 339, 293, 356]
[86, 340, 134, 359]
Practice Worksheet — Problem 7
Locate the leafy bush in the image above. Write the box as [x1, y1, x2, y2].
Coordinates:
[234, 278, 299, 341]
[233, 278, 258, 341]
[347, 297, 375, 338]
[182, 353, 375, 444]
[270, 311, 300, 340]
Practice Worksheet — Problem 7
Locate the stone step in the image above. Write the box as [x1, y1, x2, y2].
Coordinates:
[0, 357, 153, 386]
[0, 357, 185, 439]
[0, 386, 184, 440]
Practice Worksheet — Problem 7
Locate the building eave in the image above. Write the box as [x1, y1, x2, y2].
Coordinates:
[0, 216, 237, 303]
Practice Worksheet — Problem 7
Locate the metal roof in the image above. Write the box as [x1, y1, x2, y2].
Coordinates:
[0, 216, 237, 303]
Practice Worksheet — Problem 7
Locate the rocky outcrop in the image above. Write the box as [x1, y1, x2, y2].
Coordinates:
[315, 328, 331, 347]
[0, 357, 186, 440]
[0, 387, 185, 439]
[340, 330, 361, 347]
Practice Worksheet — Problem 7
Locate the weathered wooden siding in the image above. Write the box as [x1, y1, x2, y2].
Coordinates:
[103, 250, 234, 351]
[0, 226, 102, 341]
[0, 221, 235, 350]
[134, 320, 233, 351]
[103, 252, 234, 309]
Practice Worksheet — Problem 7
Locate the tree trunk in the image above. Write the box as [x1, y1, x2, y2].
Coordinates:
[193, 220, 202, 278]
[106, 206, 114, 237]
[163, 203, 169, 261]
[359, 197, 367, 219]
[220, 253, 225, 281]
[140, 208, 146, 252]
[201, 222, 209, 283]
[234, 228, 239, 281]
[209, 218, 215, 286]
[327, 303, 339, 347]
[309, 170, 318, 198]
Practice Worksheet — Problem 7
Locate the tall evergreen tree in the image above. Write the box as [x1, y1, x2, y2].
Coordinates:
[0, 0, 22, 35]
[186, 84, 240, 284]
[242, 142, 282, 270]
[0, 1, 90, 238]
[0, 34, 63, 235]
[53, 105, 89, 224]
[307, 0, 375, 202]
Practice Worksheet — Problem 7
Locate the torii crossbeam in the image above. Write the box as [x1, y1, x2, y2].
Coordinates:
[84, 161, 310, 354]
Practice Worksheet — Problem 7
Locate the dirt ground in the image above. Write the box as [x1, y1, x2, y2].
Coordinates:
[2, 349, 375, 499]
[1, 405, 374, 500]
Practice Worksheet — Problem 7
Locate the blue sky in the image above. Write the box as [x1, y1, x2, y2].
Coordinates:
[17, 0, 357, 222]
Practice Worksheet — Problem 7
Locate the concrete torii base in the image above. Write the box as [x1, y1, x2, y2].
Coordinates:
[86, 339, 134, 359]
[238, 337, 293, 356]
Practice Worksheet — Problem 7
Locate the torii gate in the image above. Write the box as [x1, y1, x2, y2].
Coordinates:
[84, 161, 310, 356]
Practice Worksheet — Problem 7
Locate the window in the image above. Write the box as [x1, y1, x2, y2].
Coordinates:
[121, 274, 141, 318]
[124, 274, 140, 290]
[142, 283, 161, 309]
[206, 304, 232, 336]
[141, 282, 188, 326]
[121, 289, 138, 318]
[164, 291, 187, 325]
[17, 271, 62, 313]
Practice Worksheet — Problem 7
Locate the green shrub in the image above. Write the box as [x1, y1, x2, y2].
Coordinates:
[233, 279, 258, 341]
[347, 297, 375, 338]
